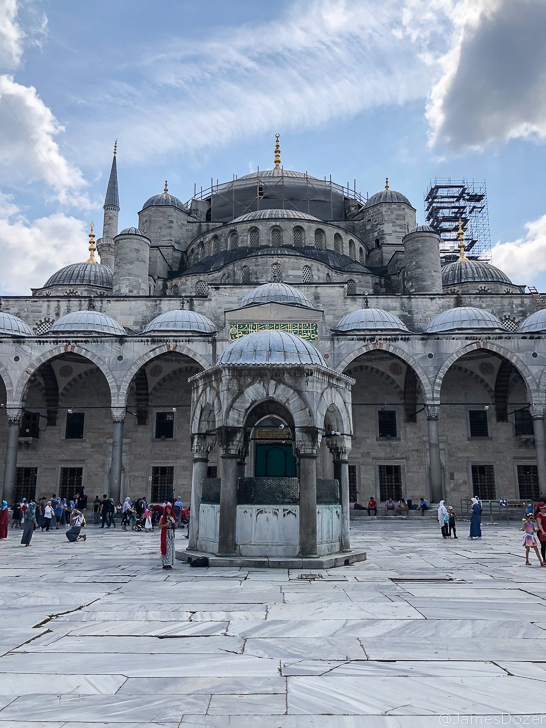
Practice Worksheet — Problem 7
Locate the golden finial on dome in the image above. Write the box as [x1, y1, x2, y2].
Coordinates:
[457, 219, 468, 261]
[163, 180, 168, 194]
[385, 177, 389, 191]
[274, 134, 281, 170]
[87, 222, 97, 264]
[113, 139, 117, 156]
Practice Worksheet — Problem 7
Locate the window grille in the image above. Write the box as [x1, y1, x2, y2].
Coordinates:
[293, 226, 304, 247]
[20, 412, 40, 439]
[155, 412, 175, 439]
[15, 467, 37, 503]
[249, 227, 259, 247]
[242, 266, 251, 284]
[302, 265, 312, 283]
[334, 233, 343, 254]
[517, 464, 539, 501]
[347, 279, 356, 295]
[271, 227, 282, 246]
[59, 467, 83, 499]
[65, 412, 84, 440]
[378, 465, 402, 501]
[151, 466, 174, 502]
[514, 409, 534, 436]
[378, 410, 397, 438]
[471, 464, 496, 500]
[229, 231, 238, 250]
[500, 315, 519, 331]
[348, 465, 358, 502]
[207, 466, 217, 478]
[271, 263, 282, 282]
[33, 319, 54, 335]
[314, 229, 325, 250]
[469, 410, 488, 437]
[196, 280, 208, 296]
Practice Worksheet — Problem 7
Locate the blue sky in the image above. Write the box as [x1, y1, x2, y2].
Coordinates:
[1, 0, 546, 294]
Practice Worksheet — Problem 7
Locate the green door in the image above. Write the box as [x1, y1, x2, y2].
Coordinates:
[255, 444, 296, 477]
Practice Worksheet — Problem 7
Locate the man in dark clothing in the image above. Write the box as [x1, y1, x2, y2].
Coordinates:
[93, 495, 101, 524]
[100, 495, 110, 528]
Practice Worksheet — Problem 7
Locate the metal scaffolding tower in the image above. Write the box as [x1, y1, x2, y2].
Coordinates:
[424, 179, 491, 262]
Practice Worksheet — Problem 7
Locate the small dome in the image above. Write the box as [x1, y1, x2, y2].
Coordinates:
[218, 330, 326, 367]
[0, 312, 32, 337]
[239, 283, 312, 309]
[518, 310, 546, 334]
[231, 209, 321, 224]
[118, 227, 146, 236]
[44, 262, 113, 289]
[143, 310, 216, 335]
[365, 189, 411, 207]
[142, 191, 187, 212]
[49, 311, 125, 336]
[442, 259, 512, 287]
[408, 225, 438, 235]
[334, 308, 410, 333]
[425, 307, 503, 334]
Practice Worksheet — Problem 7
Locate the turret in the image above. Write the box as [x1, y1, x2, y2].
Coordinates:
[403, 225, 442, 294]
[96, 142, 119, 270]
[113, 227, 151, 296]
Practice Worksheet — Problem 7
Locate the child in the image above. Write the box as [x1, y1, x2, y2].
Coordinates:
[448, 506, 458, 539]
[144, 507, 153, 533]
[443, 509, 450, 538]
[522, 513, 545, 566]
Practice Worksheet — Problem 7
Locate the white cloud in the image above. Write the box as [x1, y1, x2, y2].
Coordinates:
[0, 191, 87, 295]
[0, 0, 25, 69]
[492, 214, 546, 285]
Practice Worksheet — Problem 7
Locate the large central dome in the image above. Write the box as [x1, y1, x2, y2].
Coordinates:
[218, 330, 326, 367]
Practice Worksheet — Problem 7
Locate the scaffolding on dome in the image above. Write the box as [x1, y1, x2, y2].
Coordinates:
[424, 179, 491, 263]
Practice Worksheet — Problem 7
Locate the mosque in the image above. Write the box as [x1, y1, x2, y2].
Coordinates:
[1, 137, 545, 561]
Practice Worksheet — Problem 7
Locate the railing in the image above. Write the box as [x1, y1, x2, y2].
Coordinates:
[201, 478, 221, 504]
[460, 498, 531, 522]
[316, 479, 340, 505]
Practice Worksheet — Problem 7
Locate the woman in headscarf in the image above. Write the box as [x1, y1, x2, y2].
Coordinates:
[121, 497, 131, 531]
[438, 500, 448, 538]
[20, 501, 38, 546]
[0, 501, 8, 540]
[159, 503, 177, 570]
[66, 508, 86, 542]
[469, 497, 482, 539]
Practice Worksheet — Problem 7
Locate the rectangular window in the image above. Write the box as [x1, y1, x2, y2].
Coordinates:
[378, 464, 402, 501]
[151, 466, 174, 502]
[15, 467, 37, 503]
[59, 467, 83, 499]
[19, 412, 40, 439]
[517, 464, 539, 501]
[207, 465, 218, 479]
[471, 465, 496, 500]
[514, 409, 534, 436]
[348, 465, 358, 503]
[469, 410, 488, 438]
[65, 412, 85, 440]
[378, 410, 397, 438]
[155, 412, 174, 439]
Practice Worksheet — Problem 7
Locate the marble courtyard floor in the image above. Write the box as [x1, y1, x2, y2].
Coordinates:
[1, 519, 546, 727]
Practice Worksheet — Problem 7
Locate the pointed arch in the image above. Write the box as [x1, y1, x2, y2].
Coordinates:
[224, 380, 313, 429]
[0, 359, 14, 403]
[191, 385, 222, 433]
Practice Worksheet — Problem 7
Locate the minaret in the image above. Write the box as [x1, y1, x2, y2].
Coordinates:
[96, 141, 119, 270]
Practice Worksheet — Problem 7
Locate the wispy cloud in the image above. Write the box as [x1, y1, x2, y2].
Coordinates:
[0, 0, 25, 68]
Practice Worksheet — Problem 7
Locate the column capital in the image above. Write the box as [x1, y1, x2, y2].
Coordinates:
[192, 433, 216, 456]
[111, 407, 126, 423]
[325, 434, 352, 460]
[294, 427, 321, 455]
[426, 404, 440, 419]
[6, 407, 23, 424]
[530, 403, 546, 419]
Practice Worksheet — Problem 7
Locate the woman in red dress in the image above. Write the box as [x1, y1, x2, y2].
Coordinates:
[0, 501, 9, 540]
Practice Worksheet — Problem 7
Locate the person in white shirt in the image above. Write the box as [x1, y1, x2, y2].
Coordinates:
[42, 501, 53, 532]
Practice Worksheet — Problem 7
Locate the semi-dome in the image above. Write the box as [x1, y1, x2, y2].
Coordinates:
[143, 310, 216, 335]
[425, 307, 503, 334]
[239, 283, 312, 309]
[365, 187, 411, 208]
[0, 312, 32, 337]
[142, 189, 187, 212]
[334, 308, 410, 333]
[232, 209, 321, 224]
[43, 262, 113, 289]
[49, 311, 125, 336]
[442, 259, 512, 287]
[518, 310, 546, 334]
[118, 227, 146, 236]
[218, 330, 326, 367]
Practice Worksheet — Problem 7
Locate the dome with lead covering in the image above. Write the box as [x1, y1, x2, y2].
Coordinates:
[442, 259, 512, 287]
[334, 308, 410, 333]
[425, 307, 503, 334]
[49, 311, 125, 336]
[365, 188, 411, 207]
[231, 209, 321, 223]
[118, 227, 146, 236]
[0, 312, 32, 337]
[143, 310, 216, 335]
[518, 310, 546, 334]
[218, 330, 326, 367]
[142, 190, 187, 212]
[408, 225, 437, 235]
[239, 283, 312, 309]
[44, 262, 113, 289]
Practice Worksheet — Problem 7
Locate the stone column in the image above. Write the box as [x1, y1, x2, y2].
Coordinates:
[531, 405, 546, 494]
[334, 458, 351, 552]
[109, 409, 125, 505]
[299, 452, 318, 557]
[427, 405, 443, 503]
[217, 450, 239, 556]
[188, 434, 213, 550]
[2, 408, 22, 505]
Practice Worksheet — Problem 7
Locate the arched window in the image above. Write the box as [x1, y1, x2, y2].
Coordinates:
[229, 231, 238, 250]
[241, 266, 250, 284]
[325, 273, 331, 282]
[302, 265, 312, 283]
[212, 235, 220, 255]
[249, 227, 259, 247]
[196, 280, 208, 296]
[334, 233, 343, 254]
[198, 241, 205, 260]
[172, 284, 179, 296]
[359, 246, 365, 264]
[347, 279, 356, 295]
[315, 228, 325, 250]
[293, 226, 304, 247]
[349, 239, 355, 259]
[271, 263, 282, 282]
[189, 249, 194, 266]
[271, 226, 282, 246]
